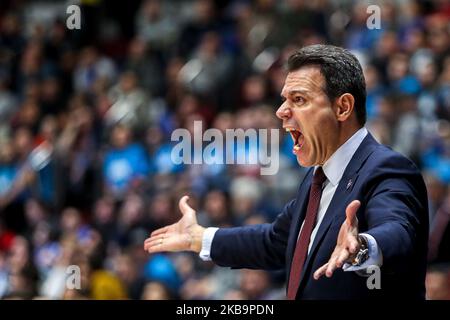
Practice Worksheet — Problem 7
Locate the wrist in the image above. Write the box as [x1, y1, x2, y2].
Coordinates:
[189, 225, 205, 253]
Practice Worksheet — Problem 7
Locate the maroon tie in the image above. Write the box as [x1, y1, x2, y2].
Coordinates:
[287, 167, 327, 300]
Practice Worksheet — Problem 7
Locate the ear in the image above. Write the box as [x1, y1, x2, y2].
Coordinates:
[335, 93, 355, 122]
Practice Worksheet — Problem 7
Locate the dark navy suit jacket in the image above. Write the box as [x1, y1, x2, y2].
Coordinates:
[210, 133, 429, 299]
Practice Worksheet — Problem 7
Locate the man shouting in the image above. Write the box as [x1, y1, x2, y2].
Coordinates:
[144, 45, 429, 300]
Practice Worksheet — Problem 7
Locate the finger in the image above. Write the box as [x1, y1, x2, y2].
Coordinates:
[179, 195, 195, 215]
[145, 235, 166, 247]
[345, 200, 361, 227]
[151, 226, 169, 237]
[144, 233, 166, 245]
[144, 238, 158, 251]
[144, 236, 162, 247]
[144, 237, 152, 246]
[348, 236, 360, 254]
[146, 243, 166, 254]
[335, 249, 350, 268]
[144, 237, 155, 247]
[148, 235, 182, 253]
[145, 240, 163, 251]
[145, 237, 168, 252]
[313, 263, 329, 280]
[325, 255, 339, 277]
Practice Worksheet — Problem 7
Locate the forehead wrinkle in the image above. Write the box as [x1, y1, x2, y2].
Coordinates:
[280, 89, 309, 99]
[288, 89, 310, 96]
[281, 84, 323, 99]
[282, 69, 325, 97]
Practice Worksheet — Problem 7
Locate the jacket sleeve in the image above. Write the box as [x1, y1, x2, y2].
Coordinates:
[210, 198, 296, 270]
[363, 153, 429, 273]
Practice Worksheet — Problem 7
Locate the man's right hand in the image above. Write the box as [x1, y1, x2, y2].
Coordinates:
[144, 195, 205, 254]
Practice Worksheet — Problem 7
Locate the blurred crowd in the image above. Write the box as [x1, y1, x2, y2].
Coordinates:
[0, 0, 449, 300]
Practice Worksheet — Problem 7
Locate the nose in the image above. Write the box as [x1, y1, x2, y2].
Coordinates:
[276, 103, 291, 120]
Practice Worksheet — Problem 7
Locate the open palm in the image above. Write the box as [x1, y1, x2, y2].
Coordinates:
[144, 196, 205, 253]
[313, 200, 361, 279]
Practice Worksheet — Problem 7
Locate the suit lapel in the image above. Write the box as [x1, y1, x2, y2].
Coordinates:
[297, 133, 380, 288]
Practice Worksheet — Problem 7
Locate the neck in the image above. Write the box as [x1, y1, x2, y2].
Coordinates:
[322, 124, 362, 165]
[339, 124, 362, 147]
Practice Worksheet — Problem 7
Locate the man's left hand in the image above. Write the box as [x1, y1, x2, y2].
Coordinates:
[313, 200, 361, 280]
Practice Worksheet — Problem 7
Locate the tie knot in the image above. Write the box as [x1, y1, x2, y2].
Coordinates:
[312, 167, 327, 186]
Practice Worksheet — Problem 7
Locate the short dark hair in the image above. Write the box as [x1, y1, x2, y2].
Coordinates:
[287, 44, 367, 126]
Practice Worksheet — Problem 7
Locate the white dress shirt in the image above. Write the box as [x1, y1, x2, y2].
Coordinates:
[200, 127, 382, 272]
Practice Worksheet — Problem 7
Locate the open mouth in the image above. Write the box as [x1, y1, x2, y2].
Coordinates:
[286, 128, 304, 154]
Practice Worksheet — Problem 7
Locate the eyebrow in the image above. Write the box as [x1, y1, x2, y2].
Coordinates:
[280, 89, 310, 99]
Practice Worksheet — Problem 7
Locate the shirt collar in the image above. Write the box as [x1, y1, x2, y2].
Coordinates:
[316, 127, 368, 186]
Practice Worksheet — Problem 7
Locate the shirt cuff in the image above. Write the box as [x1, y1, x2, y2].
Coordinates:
[343, 233, 383, 273]
[199, 227, 219, 261]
